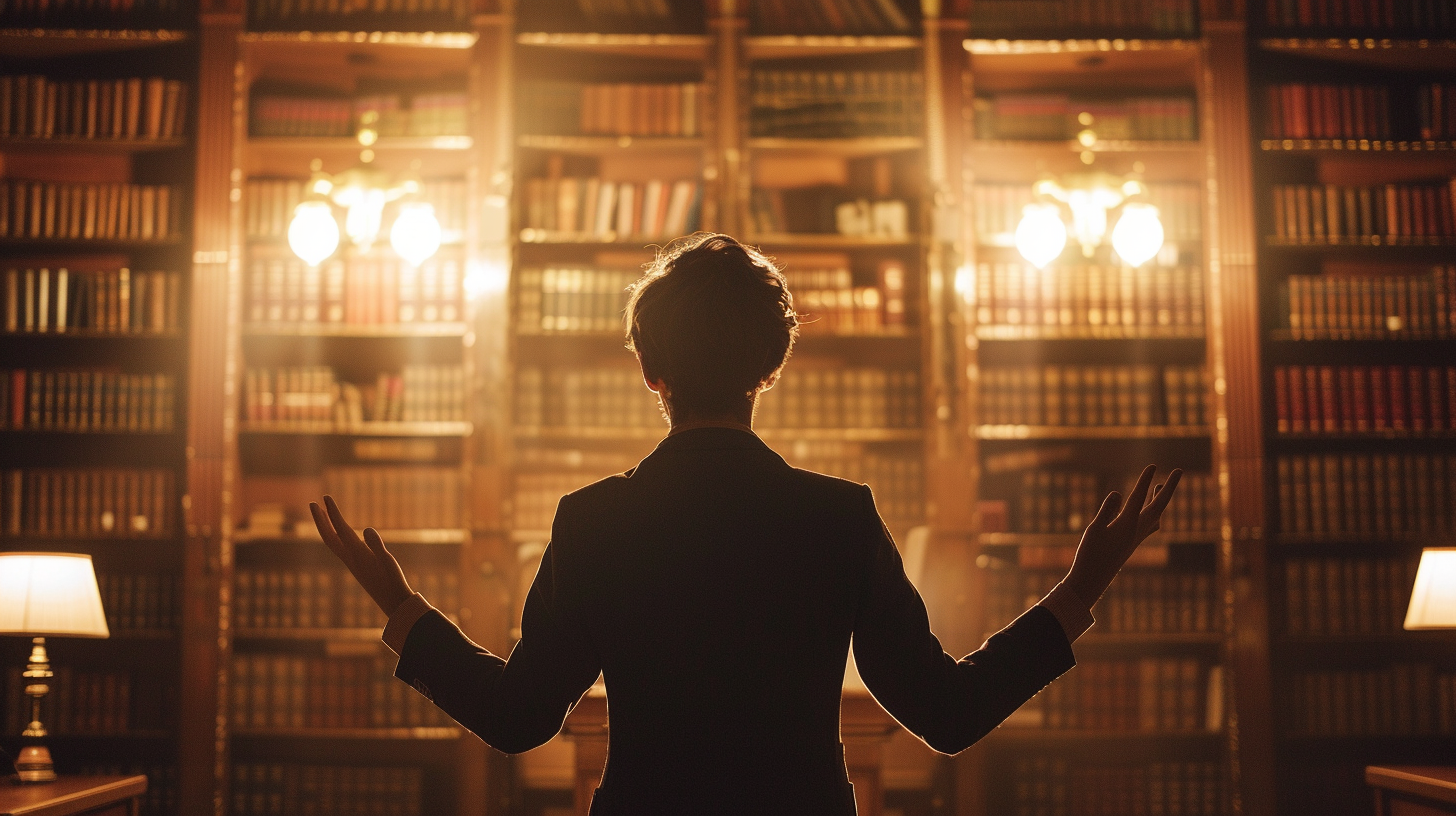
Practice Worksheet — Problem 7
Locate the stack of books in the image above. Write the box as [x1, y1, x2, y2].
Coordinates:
[0, 468, 176, 538]
[1274, 364, 1456, 434]
[0, 75, 187, 141]
[0, 181, 180, 242]
[1277, 268, 1455, 339]
[4, 268, 183, 334]
[1276, 453, 1456, 537]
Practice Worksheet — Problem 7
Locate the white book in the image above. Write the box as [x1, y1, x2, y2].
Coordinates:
[663, 181, 694, 237]
[37, 268, 48, 332]
[615, 183, 636, 239]
[23, 269, 34, 331]
[594, 182, 618, 239]
[640, 181, 665, 238]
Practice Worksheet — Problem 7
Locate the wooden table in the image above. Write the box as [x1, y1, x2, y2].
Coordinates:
[1367, 766, 1456, 816]
[562, 687, 899, 816]
[0, 775, 146, 816]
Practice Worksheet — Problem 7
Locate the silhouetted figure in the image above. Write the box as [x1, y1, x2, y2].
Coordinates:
[313, 233, 1180, 815]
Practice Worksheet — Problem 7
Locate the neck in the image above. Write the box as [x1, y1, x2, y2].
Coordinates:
[666, 400, 756, 436]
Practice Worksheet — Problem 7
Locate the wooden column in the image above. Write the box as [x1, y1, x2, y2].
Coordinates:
[181, 8, 243, 816]
[1199, 15, 1278, 816]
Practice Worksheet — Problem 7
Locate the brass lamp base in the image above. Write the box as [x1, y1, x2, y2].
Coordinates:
[14, 745, 55, 783]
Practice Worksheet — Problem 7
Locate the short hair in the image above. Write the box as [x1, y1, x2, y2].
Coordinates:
[625, 234, 799, 418]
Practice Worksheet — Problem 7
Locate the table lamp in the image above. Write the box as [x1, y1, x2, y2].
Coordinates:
[1404, 547, 1456, 630]
[0, 552, 110, 783]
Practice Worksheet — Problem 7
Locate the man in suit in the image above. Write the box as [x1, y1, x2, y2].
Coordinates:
[312, 233, 1180, 815]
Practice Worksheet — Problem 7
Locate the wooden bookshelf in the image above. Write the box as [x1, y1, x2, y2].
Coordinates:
[0, 18, 197, 814]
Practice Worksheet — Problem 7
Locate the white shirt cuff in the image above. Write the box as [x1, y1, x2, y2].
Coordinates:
[382, 592, 434, 656]
[1038, 582, 1096, 643]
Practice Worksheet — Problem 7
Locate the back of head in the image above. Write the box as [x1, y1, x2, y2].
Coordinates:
[626, 234, 799, 420]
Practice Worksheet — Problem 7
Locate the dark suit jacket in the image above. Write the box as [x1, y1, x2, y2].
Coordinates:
[394, 427, 1076, 815]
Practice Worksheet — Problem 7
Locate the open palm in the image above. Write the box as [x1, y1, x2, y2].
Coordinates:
[1065, 465, 1182, 606]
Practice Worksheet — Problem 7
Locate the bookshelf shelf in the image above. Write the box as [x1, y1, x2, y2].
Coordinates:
[246, 136, 472, 152]
[978, 531, 1218, 547]
[514, 31, 709, 60]
[744, 35, 921, 59]
[744, 233, 919, 249]
[516, 328, 916, 342]
[974, 425, 1209, 440]
[0, 238, 184, 251]
[987, 728, 1223, 743]
[515, 427, 924, 443]
[235, 627, 382, 641]
[1273, 431, 1456, 441]
[232, 727, 461, 741]
[963, 38, 1201, 75]
[0, 330, 183, 340]
[242, 323, 467, 338]
[233, 529, 466, 545]
[1264, 237, 1456, 248]
[0, 28, 190, 57]
[1273, 534, 1446, 547]
[973, 139, 1201, 155]
[239, 30, 476, 48]
[517, 230, 674, 247]
[745, 137, 924, 156]
[1259, 139, 1456, 153]
[0, 137, 189, 153]
[516, 135, 706, 154]
[975, 326, 1205, 341]
[1267, 330, 1456, 343]
[238, 421, 472, 437]
[1257, 37, 1456, 69]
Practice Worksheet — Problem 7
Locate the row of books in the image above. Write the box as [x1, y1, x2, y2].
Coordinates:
[1269, 181, 1456, 244]
[973, 94, 1197, 142]
[750, 190, 910, 239]
[2, 667, 158, 735]
[972, 183, 1202, 247]
[520, 177, 702, 240]
[750, 0, 913, 35]
[1281, 557, 1417, 636]
[520, 82, 704, 138]
[969, 0, 1199, 36]
[974, 262, 1205, 333]
[1277, 268, 1456, 339]
[242, 366, 466, 425]
[97, 572, 179, 633]
[1011, 759, 1222, 816]
[1420, 84, 1456, 141]
[978, 365, 1208, 428]
[748, 71, 924, 139]
[1285, 664, 1455, 736]
[4, 268, 183, 335]
[1015, 658, 1219, 733]
[757, 368, 922, 430]
[246, 0, 469, 31]
[0, 370, 176, 432]
[789, 261, 909, 334]
[322, 466, 463, 532]
[514, 266, 636, 334]
[1263, 84, 1391, 141]
[1262, 0, 1455, 32]
[1276, 454, 1456, 538]
[0, 76, 187, 142]
[231, 653, 452, 730]
[0, 181, 180, 242]
[237, 569, 457, 631]
[0, 1, 185, 27]
[250, 88, 467, 139]
[246, 178, 466, 244]
[985, 569, 1216, 636]
[1002, 470, 1217, 534]
[780, 443, 925, 527]
[514, 367, 661, 431]
[0, 468, 176, 538]
[245, 255, 463, 328]
[231, 764, 423, 816]
[1274, 365, 1456, 434]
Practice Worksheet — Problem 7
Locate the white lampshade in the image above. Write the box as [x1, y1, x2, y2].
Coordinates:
[287, 200, 341, 267]
[0, 553, 110, 638]
[1015, 202, 1068, 269]
[390, 201, 443, 267]
[1111, 202, 1165, 267]
[1405, 547, 1456, 630]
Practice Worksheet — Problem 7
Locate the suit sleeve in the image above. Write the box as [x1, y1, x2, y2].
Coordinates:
[392, 503, 601, 754]
[851, 484, 1076, 754]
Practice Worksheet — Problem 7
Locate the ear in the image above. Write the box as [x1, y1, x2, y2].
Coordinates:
[758, 368, 783, 393]
[636, 352, 667, 394]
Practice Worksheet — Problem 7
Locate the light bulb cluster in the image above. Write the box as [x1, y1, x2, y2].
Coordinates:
[284, 161, 443, 268]
[1012, 175, 1166, 269]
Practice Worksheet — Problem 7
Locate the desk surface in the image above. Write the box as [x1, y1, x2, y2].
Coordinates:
[0, 775, 147, 816]
[1367, 767, 1456, 806]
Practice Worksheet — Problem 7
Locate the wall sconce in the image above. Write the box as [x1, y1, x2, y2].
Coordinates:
[286, 157, 443, 268]
[1013, 173, 1165, 269]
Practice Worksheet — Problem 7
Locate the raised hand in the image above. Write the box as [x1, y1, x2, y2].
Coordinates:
[1064, 465, 1182, 607]
[310, 495, 413, 617]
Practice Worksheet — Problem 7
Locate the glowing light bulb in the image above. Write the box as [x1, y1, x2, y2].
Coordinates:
[390, 202, 443, 267]
[1014, 203, 1067, 269]
[287, 200, 340, 266]
[1111, 202, 1165, 267]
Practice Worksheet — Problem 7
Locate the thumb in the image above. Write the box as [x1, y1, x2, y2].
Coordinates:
[363, 527, 392, 560]
[1091, 491, 1122, 528]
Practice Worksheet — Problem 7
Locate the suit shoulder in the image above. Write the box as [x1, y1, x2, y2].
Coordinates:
[786, 465, 873, 504]
[556, 471, 633, 515]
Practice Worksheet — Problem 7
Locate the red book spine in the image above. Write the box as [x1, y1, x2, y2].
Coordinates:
[1304, 367, 1321, 434]
[1388, 367, 1408, 431]
[1289, 366, 1308, 433]
[1319, 366, 1338, 433]
[1338, 367, 1357, 433]
[10, 369, 24, 428]
[1448, 366, 1456, 433]
[1433, 367, 1450, 432]
[1275, 367, 1291, 433]
[1352, 367, 1370, 432]
[1370, 366, 1389, 431]
[1408, 367, 1428, 432]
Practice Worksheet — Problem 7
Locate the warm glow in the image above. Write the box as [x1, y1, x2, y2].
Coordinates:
[1014, 203, 1067, 269]
[1405, 548, 1456, 629]
[337, 185, 389, 250]
[0, 553, 109, 638]
[287, 200, 341, 266]
[390, 202, 443, 267]
[464, 258, 510, 300]
[1111, 202, 1166, 267]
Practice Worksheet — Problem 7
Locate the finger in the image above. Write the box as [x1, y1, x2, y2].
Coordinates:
[1117, 465, 1157, 522]
[1146, 469, 1183, 515]
[323, 495, 361, 544]
[310, 502, 350, 561]
[363, 527, 392, 560]
[1091, 491, 1122, 528]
